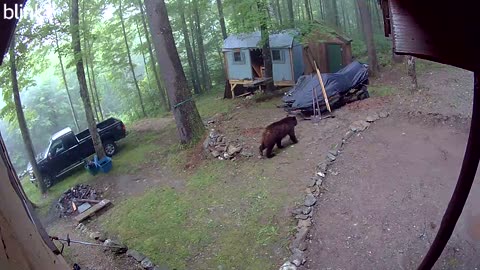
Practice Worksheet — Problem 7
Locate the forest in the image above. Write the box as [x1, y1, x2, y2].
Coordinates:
[0, 0, 389, 180]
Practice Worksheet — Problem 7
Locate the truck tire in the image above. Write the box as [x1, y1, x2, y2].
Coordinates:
[104, 141, 117, 157]
[43, 175, 54, 188]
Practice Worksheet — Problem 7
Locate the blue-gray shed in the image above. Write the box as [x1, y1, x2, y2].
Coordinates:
[222, 30, 304, 87]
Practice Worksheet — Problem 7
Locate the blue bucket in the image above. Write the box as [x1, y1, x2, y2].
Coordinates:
[98, 156, 113, 173]
[85, 156, 100, 175]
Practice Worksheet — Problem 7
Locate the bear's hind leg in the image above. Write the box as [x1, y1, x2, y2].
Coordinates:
[276, 139, 283, 149]
[289, 130, 298, 144]
[259, 143, 265, 156]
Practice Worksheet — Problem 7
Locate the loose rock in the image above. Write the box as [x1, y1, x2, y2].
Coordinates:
[307, 177, 317, 187]
[103, 239, 127, 254]
[327, 153, 336, 162]
[343, 130, 354, 140]
[350, 120, 370, 132]
[291, 208, 303, 216]
[127, 249, 146, 262]
[289, 248, 306, 266]
[295, 214, 309, 220]
[379, 111, 390, 118]
[317, 162, 328, 174]
[89, 231, 102, 241]
[304, 194, 317, 207]
[366, 113, 380, 123]
[141, 258, 154, 269]
[328, 149, 338, 156]
[226, 144, 243, 156]
[302, 206, 312, 215]
[279, 261, 297, 270]
[297, 218, 312, 228]
[291, 227, 309, 251]
[211, 151, 221, 158]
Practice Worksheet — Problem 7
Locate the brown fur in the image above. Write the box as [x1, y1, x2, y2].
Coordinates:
[259, 116, 298, 158]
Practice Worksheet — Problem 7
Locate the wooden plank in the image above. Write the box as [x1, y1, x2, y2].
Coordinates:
[75, 199, 111, 223]
[314, 61, 331, 113]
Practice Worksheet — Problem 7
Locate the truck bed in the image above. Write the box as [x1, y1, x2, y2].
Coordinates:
[76, 118, 120, 142]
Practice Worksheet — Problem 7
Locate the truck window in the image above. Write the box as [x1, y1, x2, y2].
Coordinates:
[50, 140, 65, 157]
[62, 134, 77, 149]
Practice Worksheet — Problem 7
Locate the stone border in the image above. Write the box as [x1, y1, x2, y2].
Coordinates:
[75, 223, 168, 270]
[279, 111, 390, 270]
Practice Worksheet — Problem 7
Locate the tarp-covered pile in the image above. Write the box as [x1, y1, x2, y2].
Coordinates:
[282, 61, 370, 113]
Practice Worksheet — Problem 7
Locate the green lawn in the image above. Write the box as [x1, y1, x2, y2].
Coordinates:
[102, 161, 291, 270]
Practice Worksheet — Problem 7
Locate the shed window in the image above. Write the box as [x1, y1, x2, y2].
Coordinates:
[271, 49, 285, 63]
[233, 51, 245, 64]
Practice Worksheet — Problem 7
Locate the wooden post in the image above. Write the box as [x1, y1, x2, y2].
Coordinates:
[314, 61, 332, 112]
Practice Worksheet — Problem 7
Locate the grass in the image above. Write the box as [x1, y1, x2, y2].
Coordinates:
[102, 161, 292, 270]
[22, 128, 167, 215]
[368, 85, 396, 97]
[194, 89, 235, 119]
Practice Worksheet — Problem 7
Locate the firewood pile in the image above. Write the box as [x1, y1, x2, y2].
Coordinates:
[57, 184, 101, 216]
[203, 130, 244, 160]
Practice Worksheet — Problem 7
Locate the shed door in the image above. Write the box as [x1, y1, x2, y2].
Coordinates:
[326, 44, 343, 73]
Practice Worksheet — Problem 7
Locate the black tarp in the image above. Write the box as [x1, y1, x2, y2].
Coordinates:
[282, 61, 369, 111]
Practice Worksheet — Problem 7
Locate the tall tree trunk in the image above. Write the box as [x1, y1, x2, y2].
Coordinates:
[119, 0, 147, 118]
[9, 37, 47, 194]
[341, 0, 348, 32]
[179, 0, 201, 94]
[144, 0, 205, 144]
[87, 41, 104, 121]
[304, 0, 312, 20]
[325, 0, 339, 27]
[275, 0, 283, 25]
[318, 0, 324, 20]
[354, 0, 364, 41]
[81, 0, 99, 122]
[70, 0, 106, 160]
[308, 0, 314, 21]
[257, 0, 275, 93]
[407, 56, 417, 91]
[286, 0, 294, 26]
[216, 0, 228, 40]
[137, 0, 168, 110]
[135, 18, 155, 97]
[53, 26, 80, 132]
[193, 0, 211, 91]
[357, 0, 379, 75]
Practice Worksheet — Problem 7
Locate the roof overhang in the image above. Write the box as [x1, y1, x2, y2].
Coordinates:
[380, 0, 480, 71]
[0, 0, 27, 65]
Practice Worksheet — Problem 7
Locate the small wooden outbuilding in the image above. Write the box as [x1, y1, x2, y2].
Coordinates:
[223, 25, 353, 98]
[223, 30, 305, 89]
[301, 26, 353, 74]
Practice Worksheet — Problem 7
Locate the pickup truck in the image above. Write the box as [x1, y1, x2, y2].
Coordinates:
[28, 117, 127, 187]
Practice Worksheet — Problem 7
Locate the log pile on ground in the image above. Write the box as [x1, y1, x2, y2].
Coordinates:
[203, 130, 244, 160]
[57, 184, 101, 216]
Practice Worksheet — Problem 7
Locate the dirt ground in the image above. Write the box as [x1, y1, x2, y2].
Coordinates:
[303, 115, 480, 270]
[43, 64, 478, 269]
[303, 66, 479, 270]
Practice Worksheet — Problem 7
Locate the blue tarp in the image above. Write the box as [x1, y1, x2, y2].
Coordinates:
[282, 61, 369, 111]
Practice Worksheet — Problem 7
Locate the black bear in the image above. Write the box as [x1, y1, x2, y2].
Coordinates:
[259, 116, 298, 158]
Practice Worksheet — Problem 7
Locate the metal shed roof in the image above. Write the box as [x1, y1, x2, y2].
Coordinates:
[223, 30, 298, 51]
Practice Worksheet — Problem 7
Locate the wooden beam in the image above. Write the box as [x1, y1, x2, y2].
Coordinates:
[74, 199, 111, 223]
